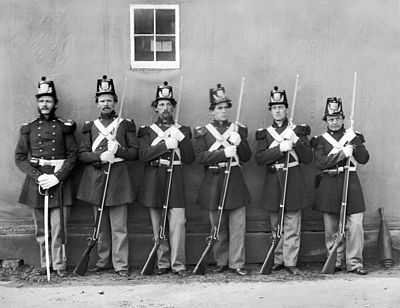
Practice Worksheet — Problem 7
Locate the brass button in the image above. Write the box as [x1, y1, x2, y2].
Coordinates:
[39, 149, 43, 152]
[50, 195, 54, 198]
[52, 125, 56, 128]
[38, 142, 42, 145]
[51, 156, 55, 159]
[39, 121, 43, 124]
[38, 127, 41, 130]
[52, 148, 55, 151]
[38, 133, 41, 137]
[52, 132, 56, 135]
[52, 140, 56, 143]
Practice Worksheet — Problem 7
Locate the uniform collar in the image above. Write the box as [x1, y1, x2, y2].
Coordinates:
[156, 115, 174, 126]
[272, 118, 288, 128]
[212, 119, 230, 128]
[99, 110, 117, 120]
[327, 126, 345, 136]
[38, 112, 57, 121]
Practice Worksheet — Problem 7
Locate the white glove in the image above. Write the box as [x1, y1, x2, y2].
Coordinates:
[169, 126, 185, 142]
[288, 129, 299, 144]
[228, 131, 241, 146]
[279, 140, 293, 152]
[100, 151, 115, 163]
[107, 140, 119, 154]
[342, 145, 353, 158]
[165, 137, 178, 149]
[38, 174, 60, 190]
[224, 145, 237, 158]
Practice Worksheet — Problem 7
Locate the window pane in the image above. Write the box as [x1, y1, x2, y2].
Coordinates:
[135, 36, 154, 61]
[155, 36, 175, 61]
[156, 9, 175, 34]
[134, 9, 154, 34]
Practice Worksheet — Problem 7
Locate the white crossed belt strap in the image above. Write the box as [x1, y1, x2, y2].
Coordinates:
[205, 123, 239, 164]
[266, 126, 299, 165]
[92, 118, 124, 163]
[149, 123, 182, 161]
[322, 129, 357, 167]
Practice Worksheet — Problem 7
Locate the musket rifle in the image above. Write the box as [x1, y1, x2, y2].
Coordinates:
[259, 74, 299, 275]
[141, 76, 184, 275]
[74, 75, 128, 276]
[193, 77, 246, 275]
[321, 72, 358, 274]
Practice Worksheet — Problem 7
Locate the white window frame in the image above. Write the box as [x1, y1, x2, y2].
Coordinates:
[130, 4, 180, 69]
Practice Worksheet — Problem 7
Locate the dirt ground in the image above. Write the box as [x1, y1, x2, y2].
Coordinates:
[1, 263, 400, 308]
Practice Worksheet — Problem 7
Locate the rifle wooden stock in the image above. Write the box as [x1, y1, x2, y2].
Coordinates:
[141, 240, 160, 275]
[192, 227, 217, 275]
[259, 235, 281, 274]
[73, 238, 97, 276]
[321, 233, 344, 274]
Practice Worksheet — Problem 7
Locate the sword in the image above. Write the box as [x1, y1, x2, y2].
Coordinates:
[39, 186, 51, 281]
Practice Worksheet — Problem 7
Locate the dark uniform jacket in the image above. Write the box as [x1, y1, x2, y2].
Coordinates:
[77, 112, 138, 207]
[255, 119, 313, 212]
[194, 120, 252, 211]
[138, 118, 195, 208]
[15, 114, 77, 209]
[312, 127, 369, 215]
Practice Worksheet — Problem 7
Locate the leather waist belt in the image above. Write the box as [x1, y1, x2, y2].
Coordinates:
[274, 161, 299, 169]
[323, 166, 357, 175]
[150, 158, 182, 167]
[31, 158, 65, 172]
[208, 161, 239, 169]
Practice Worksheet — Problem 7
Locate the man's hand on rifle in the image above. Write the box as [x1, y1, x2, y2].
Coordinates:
[279, 140, 293, 152]
[224, 145, 237, 158]
[38, 174, 60, 190]
[165, 137, 178, 149]
[169, 126, 185, 142]
[100, 151, 115, 163]
[228, 131, 241, 146]
[287, 128, 299, 144]
[342, 145, 353, 158]
[107, 140, 119, 154]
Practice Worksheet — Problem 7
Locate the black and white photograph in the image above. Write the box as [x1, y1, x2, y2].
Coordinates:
[0, 0, 399, 307]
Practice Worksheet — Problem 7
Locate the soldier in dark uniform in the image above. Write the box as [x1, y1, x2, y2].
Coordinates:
[312, 97, 369, 275]
[194, 83, 251, 276]
[77, 75, 138, 277]
[138, 81, 194, 276]
[15, 77, 77, 277]
[255, 86, 312, 275]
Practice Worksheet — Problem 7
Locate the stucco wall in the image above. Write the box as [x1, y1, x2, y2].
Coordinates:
[1, 0, 400, 237]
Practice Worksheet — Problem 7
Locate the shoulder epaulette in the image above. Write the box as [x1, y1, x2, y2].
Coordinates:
[238, 124, 248, 138]
[82, 120, 93, 133]
[255, 128, 267, 140]
[58, 118, 76, 133]
[294, 124, 311, 136]
[20, 121, 31, 134]
[355, 132, 365, 143]
[310, 135, 321, 148]
[137, 125, 148, 138]
[193, 126, 207, 138]
[123, 118, 136, 132]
